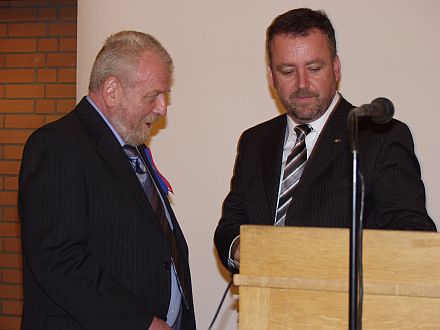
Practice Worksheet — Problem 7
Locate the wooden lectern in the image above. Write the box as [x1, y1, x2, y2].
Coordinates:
[233, 225, 440, 329]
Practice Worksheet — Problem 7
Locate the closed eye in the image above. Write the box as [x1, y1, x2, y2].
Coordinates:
[281, 70, 294, 76]
[308, 66, 322, 72]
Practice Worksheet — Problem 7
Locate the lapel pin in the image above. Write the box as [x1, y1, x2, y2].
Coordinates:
[334, 138, 343, 143]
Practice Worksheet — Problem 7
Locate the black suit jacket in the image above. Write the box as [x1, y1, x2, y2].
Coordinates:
[214, 96, 436, 269]
[19, 97, 196, 329]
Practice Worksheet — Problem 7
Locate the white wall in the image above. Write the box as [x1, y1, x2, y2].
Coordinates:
[77, 1, 440, 328]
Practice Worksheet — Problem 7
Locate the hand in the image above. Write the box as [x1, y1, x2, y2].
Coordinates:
[148, 316, 171, 330]
[232, 238, 240, 269]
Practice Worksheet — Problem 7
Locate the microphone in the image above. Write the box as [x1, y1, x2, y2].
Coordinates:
[351, 97, 394, 124]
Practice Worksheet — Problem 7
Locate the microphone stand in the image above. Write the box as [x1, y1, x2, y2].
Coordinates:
[347, 110, 362, 330]
[347, 97, 393, 330]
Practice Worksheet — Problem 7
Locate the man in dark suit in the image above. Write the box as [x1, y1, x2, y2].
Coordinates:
[214, 8, 436, 271]
[19, 31, 195, 329]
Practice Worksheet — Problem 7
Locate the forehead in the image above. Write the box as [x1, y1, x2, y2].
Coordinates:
[137, 50, 168, 69]
[270, 30, 333, 62]
[132, 51, 170, 87]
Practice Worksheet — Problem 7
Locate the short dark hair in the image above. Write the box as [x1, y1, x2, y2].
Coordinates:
[267, 8, 337, 61]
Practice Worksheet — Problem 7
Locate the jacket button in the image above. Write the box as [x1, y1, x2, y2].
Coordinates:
[163, 261, 171, 269]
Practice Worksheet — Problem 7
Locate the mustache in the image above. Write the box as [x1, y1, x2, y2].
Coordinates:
[147, 115, 160, 124]
[289, 88, 319, 99]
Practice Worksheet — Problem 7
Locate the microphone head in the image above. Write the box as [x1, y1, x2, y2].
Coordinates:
[371, 97, 394, 124]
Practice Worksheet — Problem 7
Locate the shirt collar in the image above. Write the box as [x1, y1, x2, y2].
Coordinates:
[86, 95, 125, 146]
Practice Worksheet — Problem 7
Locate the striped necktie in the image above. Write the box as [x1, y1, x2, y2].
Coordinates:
[123, 145, 189, 305]
[275, 124, 311, 226]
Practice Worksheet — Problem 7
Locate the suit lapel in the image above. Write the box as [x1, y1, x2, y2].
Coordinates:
[74, 98, 187, 257]
[137, 147, 178, 225]
[261, 115, 286, 222]
[295, 97, 353, 193]
[74, 98, 158, 219]
[137, 145, 188, 254]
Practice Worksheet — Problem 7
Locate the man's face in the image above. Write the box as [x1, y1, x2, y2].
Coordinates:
[268, 29, 340, 124]
[112, 51, 171, 146]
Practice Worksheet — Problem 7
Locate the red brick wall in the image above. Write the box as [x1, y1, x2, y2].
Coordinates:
[0, 1, 77, 328]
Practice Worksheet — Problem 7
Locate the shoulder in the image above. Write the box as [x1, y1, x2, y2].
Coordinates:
[25, 97, 102, 147]
[22, 100, 94, 162]
[240, 114, 286, 142]
[335, 95, 413, 145]
[25, 112, 80, 151]
[359, 117, 413, 142]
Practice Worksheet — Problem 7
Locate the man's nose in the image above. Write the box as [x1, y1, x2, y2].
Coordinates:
[296, 69, 309, 89]
[154, 94, 167, 117]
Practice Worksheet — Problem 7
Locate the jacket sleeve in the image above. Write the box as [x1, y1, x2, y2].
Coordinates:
[365, 121, 437, 231]
[214, 133, 250, 271]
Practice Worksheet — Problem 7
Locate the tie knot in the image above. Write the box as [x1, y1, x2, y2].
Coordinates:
[123, 144, 138, 157]
[294, 124, 311, 140]
[123, 145, 147, 174]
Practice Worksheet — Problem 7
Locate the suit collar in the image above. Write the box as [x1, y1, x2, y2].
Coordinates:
[296, 96, 353, 192]
[73, 97, 159, 220]
[74, 98, 188, 249]
[259, 97, 354, 212]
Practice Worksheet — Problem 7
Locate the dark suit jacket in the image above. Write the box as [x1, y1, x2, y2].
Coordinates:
[19, 97, 196, 329]
[214, 96, 436, 269]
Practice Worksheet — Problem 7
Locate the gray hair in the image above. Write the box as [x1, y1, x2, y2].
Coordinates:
[88, 31, 173, 92]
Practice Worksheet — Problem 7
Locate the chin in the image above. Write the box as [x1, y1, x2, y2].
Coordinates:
[139, 134, 152, 145]
[289, 105, 324, 122]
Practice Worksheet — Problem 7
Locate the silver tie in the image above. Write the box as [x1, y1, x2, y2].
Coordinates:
[275, 124, 311, 226]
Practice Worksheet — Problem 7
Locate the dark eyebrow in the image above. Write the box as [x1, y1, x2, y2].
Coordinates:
[306, 59, 326, 66]
[275, 58, 326, 70]
[275, 64, 295, 71]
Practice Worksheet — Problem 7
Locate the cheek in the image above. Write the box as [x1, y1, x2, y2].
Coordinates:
[135, 109, 149, 124]
[124, 104, 144, 126]
[138, 100, 155, 116]
[276, 77, 297, 94]
[309, 76, 331, 92]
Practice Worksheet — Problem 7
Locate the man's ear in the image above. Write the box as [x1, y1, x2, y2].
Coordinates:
[333, 55, 341, 84]
[102, 76, 121, 108]
[267, 64, 275, 90]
